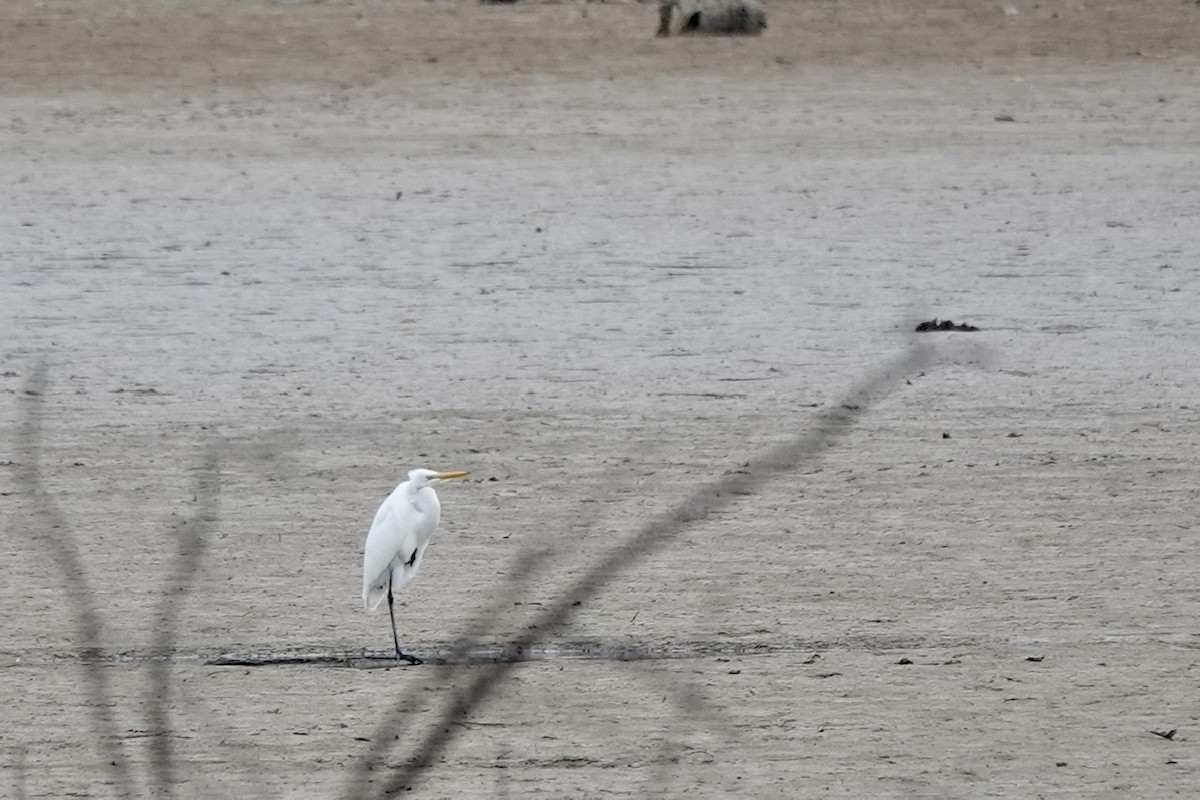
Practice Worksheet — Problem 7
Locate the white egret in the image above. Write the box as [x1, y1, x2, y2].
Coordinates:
[362, 468, 469, 665]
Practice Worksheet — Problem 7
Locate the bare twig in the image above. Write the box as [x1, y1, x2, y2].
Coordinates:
[145, 444, 219, 798]
[348, 343, 939, 798]
[16, 362, 136, 798]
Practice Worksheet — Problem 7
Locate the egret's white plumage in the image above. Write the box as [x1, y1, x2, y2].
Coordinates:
[362, 468, 468, 664]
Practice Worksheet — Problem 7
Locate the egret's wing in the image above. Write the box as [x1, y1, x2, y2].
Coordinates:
[388, 543, 427, 599]
[362, 501, 420, 610]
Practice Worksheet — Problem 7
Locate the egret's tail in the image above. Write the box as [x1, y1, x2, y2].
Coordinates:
[363, 561, 417, 610]
[363, 583, 387, 611]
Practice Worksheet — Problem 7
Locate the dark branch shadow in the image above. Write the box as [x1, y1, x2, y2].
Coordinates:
[145, 443, 220, 798]
[15, 362, 136, 798]
[345, 343, 941, 798]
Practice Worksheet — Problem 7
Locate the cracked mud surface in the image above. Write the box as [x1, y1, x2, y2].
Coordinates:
[3, 1, 1200, 796]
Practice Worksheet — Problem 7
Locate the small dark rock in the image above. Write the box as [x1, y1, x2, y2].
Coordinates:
[915, 318, 979, 332]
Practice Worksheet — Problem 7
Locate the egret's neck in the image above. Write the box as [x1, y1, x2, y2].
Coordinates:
[407, 482, 439, 514]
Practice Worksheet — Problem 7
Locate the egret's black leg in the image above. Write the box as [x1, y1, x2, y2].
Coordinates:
[387, 574, 423, 666]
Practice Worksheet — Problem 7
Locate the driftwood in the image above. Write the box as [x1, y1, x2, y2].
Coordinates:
[914, 318, 980, 332]
[656, 0, 767, 37]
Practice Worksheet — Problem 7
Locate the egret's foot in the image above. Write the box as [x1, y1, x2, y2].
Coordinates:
[394, 652, 424, 666]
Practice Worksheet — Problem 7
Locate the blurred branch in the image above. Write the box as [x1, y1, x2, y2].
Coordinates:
[145, 444, 219, 798]
[15, 362, 136, 798]
[349, 343, 939, 798]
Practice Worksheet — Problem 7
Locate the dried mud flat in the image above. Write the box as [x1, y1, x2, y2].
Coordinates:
[3, 0, 1200, 797]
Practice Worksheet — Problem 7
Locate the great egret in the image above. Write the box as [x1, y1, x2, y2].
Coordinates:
[362, 469, 469, 665]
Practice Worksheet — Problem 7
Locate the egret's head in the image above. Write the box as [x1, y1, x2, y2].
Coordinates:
[408, 468, 469, 488]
